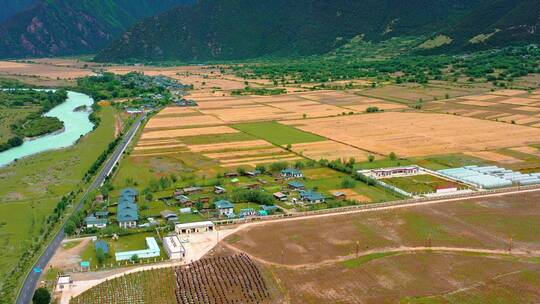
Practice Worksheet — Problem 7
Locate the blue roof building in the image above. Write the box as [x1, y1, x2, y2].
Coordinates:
[288, 181, 305, 189]
[215, 200, 234, 217]
[299, 190, 325, 204]
[117, 200, 139, 228]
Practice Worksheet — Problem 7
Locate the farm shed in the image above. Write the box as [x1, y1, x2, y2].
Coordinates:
[273, 192, 288, 201]
[371, 166, 419, 178]
[115, 237, 161, 261]
[239, 208, 258, 218]
[175, 221, 215, 234]
[163, 235, 186, 260]
[332, 191, 347, 200]
[161, 210, 179, 222]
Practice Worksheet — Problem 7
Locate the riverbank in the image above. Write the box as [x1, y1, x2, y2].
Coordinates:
[0, 91, 95, 167]
[0, 105, 118, 302]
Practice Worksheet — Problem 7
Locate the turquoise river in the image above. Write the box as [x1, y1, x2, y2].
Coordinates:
[0, 91, 95, 167]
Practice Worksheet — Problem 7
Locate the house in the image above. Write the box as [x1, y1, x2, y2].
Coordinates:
[120, 188, 138, 201]
[84, 215, 107, 228]
[175, 221, 215, 234]
[281, 168, 303, 179]
[262, 205, 278, 215]
[239, 208, 258, 218]
[163, 235, 186, 260]
[199, 196, 210, 204]
[95, 211, 109, 218]
[273, 192, 288, 201]
[288, 181, 305, 190]
[176, 195, 191, 205]
[246, 170, 261, 177]
[332, 191, 347, 200]
[224, 172, 239, 178]
[214, 186, 227, 194]
[160, 210, 178, 222]
[183, 186, 202, 194]
[244, 183, 260, 190]
[94, 240, 110, 255]
[126, 108, 144, 115]
[179, 207, 192, 214]
[299, 190, 325, 204]
[215, 200, 234, 217]
[117, 201, 139, 228]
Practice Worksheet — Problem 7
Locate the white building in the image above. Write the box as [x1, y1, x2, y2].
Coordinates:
[55, 275, 72, 291]
[163, 235, 186, 260]
[175, 221, 215, 234]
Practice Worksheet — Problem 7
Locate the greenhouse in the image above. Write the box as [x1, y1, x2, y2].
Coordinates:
[438, 166, 540, 189]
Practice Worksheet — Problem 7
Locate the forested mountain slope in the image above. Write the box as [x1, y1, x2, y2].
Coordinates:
[0, 0, 195, 58]
[95, 0, 480, 62]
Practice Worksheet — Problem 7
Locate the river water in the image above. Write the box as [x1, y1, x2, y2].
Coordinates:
[0, 91, 95, 167]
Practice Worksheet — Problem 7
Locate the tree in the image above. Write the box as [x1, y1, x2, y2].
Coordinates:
[389, 152, 397, 161]
[131, 254, 140, 263]
[269, 162, 288, 172]
[368, 154, 375, 162]
[286, 144, 292, 150]
[341, 177, 356, 189]
[64, 220, 76, 235]
[32, 287, 51, 304]
[96, 248, 106, 265]
[255, 164, 266, 173]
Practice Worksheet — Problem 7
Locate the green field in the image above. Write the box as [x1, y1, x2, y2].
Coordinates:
[232, 121, 325, 145]
[0, 105, 116, 292]
[384, 174, 463, 194]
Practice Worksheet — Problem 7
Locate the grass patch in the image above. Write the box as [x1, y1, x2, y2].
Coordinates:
[341, 252, 399, 268]
[384, 174, 463, 194]
[411, 153, 485, 170]
[232, 121, 325, 145]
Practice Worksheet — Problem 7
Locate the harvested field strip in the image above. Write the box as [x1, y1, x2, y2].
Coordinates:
[291, 141, 372, 161]
[157, 107, 198, 115]
[187, 140, 273, 153]
[514, 106, 540, 112]
[131, 151, 184, 157]
[280, 112, 540, 157]
[511, 146, 540, 157]
[232, 121, 326, 145]
[133, 143, 187, 151]
[459, 95, 501, 101]
[464, 151, 523, 164]
[491, 89, 528, 96]
[145, 115, 224, 129]
[497, 97, 537, 106]
[458, 100, 497, 107]
[137, 139, 181, 146]
[221, 156, 303, 168]
[141, 126, 238, 140]
[203, 148, 285, 159]
[219, 153, 298, 164]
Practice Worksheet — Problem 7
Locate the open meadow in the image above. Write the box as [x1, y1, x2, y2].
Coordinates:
[0, 106, 117, 288]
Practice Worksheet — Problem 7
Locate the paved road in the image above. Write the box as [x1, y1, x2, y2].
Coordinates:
[16, 114, 145, 304]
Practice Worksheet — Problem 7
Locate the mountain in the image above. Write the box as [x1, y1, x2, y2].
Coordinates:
[96, 0, 540, 63]
[95, 0, 482, 62]
[0, 0, 195, 58]
[441, 0, 540, 51]
[0, 0, 37, 22]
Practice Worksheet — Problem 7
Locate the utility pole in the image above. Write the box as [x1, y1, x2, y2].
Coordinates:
[356, 241, 360, 259]
[509, 236, 513, 253]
